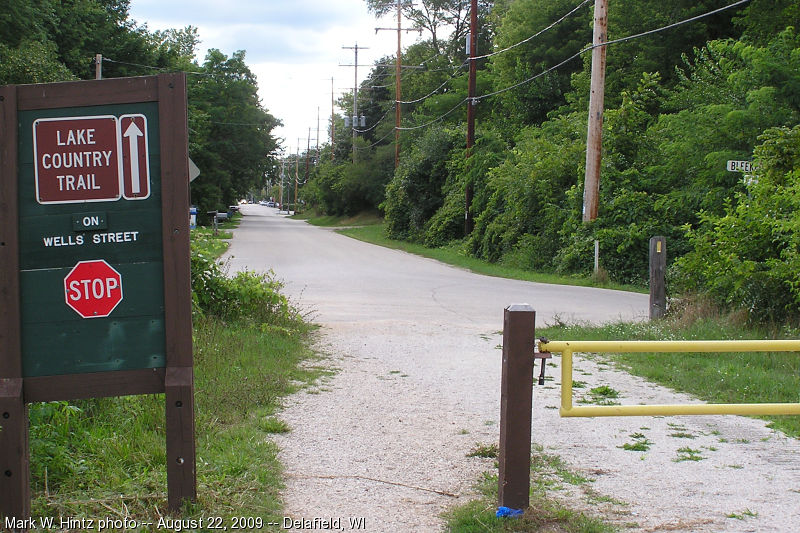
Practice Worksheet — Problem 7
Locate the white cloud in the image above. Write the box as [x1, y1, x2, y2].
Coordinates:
[128, 0, 422, 150]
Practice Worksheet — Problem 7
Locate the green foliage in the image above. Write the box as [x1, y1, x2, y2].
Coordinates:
[306, 146, 394, 216]
[0, 40, 75, 84]
[673, 125, 800, 322]
[188, 49, 281, 214]
[383, 126, 464, 240]
[469, 113, 584, 268]
[190, 243, 294, 327]
[488, 0, 591, 127]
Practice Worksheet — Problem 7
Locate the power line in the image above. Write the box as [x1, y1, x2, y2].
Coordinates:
[374, 0, 590, 109]
[601, 0, 751, 49]
[354, 126, 398, 151]
[476, 0, 751, 103]
[396, 98, 468, 131]
[397, 60, 469, 105]
[353, 102, 396, 134]
[472, 0, 592, 62]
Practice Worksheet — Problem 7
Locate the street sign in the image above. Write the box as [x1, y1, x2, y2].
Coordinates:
[63, 259, 123, 318]
[32, 113, 152, 204]
[188, 157, 200, 182]
[727, 160, 753, 173]
[33, 115, 121, 204]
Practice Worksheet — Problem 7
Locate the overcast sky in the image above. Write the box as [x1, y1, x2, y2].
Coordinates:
[127, 0, 422, 155]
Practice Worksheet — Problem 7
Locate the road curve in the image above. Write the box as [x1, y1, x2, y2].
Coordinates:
[225, 205, 647, 328]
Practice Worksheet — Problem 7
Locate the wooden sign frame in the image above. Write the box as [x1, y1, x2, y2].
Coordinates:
[0, 74, 195, 520]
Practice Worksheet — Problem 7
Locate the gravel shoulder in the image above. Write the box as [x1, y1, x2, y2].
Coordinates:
[225, 207, 800, 532]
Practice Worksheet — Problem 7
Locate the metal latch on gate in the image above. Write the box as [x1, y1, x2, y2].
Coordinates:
[534, 337, 552, 385]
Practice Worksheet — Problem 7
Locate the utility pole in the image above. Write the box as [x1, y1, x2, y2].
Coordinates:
[316, 107, 321, 162]
[295, 141, 300, 214]
[279, 156, 285, 211]
[465, 0, 478, 235]
[303, 127, 310, 213]
[395, 0, 402, 168]
[582, 0, 608, 223]
[376, 1, 421, 168]
[342, 43, 368, 163]
[95, 54, 102, 80]
[330, 78, 336, 161]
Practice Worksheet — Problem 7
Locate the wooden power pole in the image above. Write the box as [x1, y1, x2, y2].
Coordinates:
[376, 0, 417, 168]
[582, 0, 608, 222]
[342, 43, 368, 163]
[331, 78, 335, 161]
[465, 0, 478, 235]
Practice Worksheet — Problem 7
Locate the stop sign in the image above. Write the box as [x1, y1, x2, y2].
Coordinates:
[64, 259, 124, 318]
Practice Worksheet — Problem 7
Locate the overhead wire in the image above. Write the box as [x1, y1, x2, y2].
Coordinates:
[471, 0, 592, 62]
[475, 0, 751, 102]
[353, 102, 396, 133]
[397, 60, 469, 105]
[389, 0, 589, 108]
[395, 0, 752, 130]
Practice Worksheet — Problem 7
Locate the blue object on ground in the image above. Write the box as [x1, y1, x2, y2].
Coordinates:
[496, 506, 524, 518]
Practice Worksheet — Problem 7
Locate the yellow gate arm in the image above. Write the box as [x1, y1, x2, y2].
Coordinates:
[539, 340, 800, 417]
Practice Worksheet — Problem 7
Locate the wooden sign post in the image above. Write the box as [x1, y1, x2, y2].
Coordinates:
[0, 74, 195, 522]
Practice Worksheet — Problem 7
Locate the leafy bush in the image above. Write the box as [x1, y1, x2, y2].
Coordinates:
[673, 125, 800, 323]
[383, 126, 463, 240]
[190, 243, 294, 326]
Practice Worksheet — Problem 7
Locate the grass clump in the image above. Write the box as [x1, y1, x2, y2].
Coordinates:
[467, 443, 499, 459]
[619, 433, 652, 452]
[447, 464, 615, 533]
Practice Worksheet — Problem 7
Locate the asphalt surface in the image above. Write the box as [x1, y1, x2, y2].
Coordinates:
[225, 205, 648, 328]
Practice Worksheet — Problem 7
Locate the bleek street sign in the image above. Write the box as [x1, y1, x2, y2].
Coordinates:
[727, 160, 753, 173]
[33, 114, 150, 204]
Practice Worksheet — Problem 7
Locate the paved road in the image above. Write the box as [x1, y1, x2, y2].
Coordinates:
[223, 205, 651, 531]
[226, 205, 647, 328]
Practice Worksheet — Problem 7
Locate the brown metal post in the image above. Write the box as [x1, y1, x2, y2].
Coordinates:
[498, 304, 535, 510]
[0, 84, 32, 525]
[158, 73, 196, 510]
[649, 236, 667, 319]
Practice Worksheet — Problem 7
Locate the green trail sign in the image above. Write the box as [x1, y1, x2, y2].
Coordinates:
[1, 74, 195, 521]
[20, 103, 165, 377]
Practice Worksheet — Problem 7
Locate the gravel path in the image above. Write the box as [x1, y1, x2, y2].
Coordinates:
[225, 207, 800, 532]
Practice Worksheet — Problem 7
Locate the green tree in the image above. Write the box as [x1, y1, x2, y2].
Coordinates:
[673, 125, 800, 322]
[383, 126, 463, 240]
[488, 0, 591, 127]
[188, 49, 281, 213]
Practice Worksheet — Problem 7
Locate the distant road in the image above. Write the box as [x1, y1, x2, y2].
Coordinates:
[225, 204, 648, 327]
